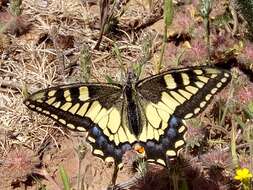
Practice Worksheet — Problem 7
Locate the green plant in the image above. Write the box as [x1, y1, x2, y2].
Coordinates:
[200, 0, 213, 64]
[80, 46, 91, 83]
[235, 0, 253, 36]
[59, 166, 71, 190]
[157, 0, 173, 72]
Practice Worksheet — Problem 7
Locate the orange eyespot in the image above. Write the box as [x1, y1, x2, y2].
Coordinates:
[134, 145, 145, 154]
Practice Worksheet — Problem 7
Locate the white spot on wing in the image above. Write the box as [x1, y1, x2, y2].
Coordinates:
[185, 86, 198, 94]
[175, 140, 185, 148]
[217, 82, 222, 88]
[194, 69, 203, 75]
[67, 123, 75, 129]
[77, 126, 86, 132]
[48, 90, 56, 97]
[64, 90, 71, 101]
[88, 136, 96, 143]
[69, 103, 80, 114]
[166, 150, 176, 156]
[211, 88, 218, 94]
[107, 108, 121, 133]
[52, 101, 61, 108]
[178, 89, 192, 99]
[200, 101, 206, 108]
[59, 119, 66, 125]
[46, 97, 56, 105]
[197, 76, 209, 83]
[161, 92, 180, 112]
[85, 101, 102, 120]
[205, 94, 212, 101]
[105, 157, 114, 163]
[79, 86, 89, 101]
[164, 74, 177, 89]
[76, 103, 89, 116]
[194, 107, 201, 114]
[157, 159, 166, 166]
[93, 149, 104, 156]
[36, 107, 42, 112]
[185, 113, 193, 119]
[224, 73, 230, 77]
[28, 104, 35, 109]
[221, 77, 227, 83]
[43, 110, 50, 115]
[195, 81, 205, 88]
[61, 102, 72, 111]
[146, 104, 161, 129]
[181, 73, 190, 85]
[170, 91, 186, 104]
[178, 125, 186, 133]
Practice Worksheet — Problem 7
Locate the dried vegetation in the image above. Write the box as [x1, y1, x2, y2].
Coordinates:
[0, 0, 253, 189]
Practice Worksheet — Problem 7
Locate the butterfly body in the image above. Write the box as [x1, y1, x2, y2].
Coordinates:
[124, 74, 142, 137]
[24, 66, 231, 168]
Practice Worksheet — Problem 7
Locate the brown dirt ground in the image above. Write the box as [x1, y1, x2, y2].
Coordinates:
[1, 0, 253, 190]
[0, 0, 166, 189]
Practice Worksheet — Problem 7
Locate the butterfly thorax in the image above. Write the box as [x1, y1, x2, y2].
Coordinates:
[124, 72, 141, 137]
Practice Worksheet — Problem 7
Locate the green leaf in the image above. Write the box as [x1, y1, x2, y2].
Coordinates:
[164, 0, 173, 26]
[248, 101, 253, 114]
[80, 45, 91, 83]
[235, 116, 246, 129]
[244, 101, 253, 119]
[179, 178, 189, 190]
[59, 166, 71, 190]
[105, 75, 115, 83]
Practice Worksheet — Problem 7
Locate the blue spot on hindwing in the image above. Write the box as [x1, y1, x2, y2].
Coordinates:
[97, 136, 107, 148]
[90, 126, 102, 137]
[106, 143, 115, 155]
[166, 116, 182, 138]
[169, 116, 180, 128]
[146, 141, 155, 150]
[166, 127, 177, 138]
[120, 144, 131, 152]
[161, 137, 170, 148]
[115, 149, 122, 159]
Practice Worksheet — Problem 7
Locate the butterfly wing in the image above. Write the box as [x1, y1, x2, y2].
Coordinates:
[136, 66, 231, 166]
[24, 83, 137, 168]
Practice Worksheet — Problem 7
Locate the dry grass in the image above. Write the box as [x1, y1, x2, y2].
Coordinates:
[1, 1, 157, 189]
[1, 0, 253, 190]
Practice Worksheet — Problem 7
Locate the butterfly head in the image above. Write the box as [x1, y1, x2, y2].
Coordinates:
[126, 68, 138, 87]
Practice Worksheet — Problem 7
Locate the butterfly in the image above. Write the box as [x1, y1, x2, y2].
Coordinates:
[24, 66, 231, 168]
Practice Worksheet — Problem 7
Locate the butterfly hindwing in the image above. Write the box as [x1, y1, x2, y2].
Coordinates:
[135, 67, 231, 165]
[24, 83, 137, 167]
[138, 115, 187, 166]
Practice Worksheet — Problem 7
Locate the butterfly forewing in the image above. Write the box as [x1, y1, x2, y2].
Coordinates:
[136, 67, 231, 119]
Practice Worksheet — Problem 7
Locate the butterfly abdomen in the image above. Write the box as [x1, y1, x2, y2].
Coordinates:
[125, 82, 142, 137]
